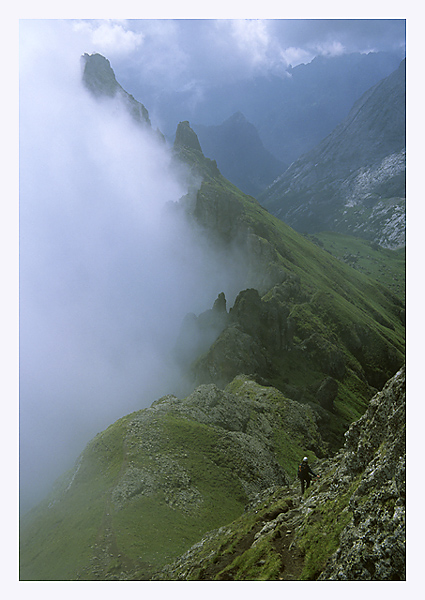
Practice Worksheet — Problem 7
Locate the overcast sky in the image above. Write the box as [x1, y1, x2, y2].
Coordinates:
[66, 18, 406, 90]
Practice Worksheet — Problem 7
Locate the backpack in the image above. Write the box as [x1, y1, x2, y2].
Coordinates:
[298, 462, 309, 478]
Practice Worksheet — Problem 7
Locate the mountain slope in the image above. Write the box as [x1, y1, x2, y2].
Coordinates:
[153, 366, 405, 581]
[19, 377, 326, 580]
[193, 112, 285, 197]
[172, 121, 404, 383]
[304, 232, 405, 301]
[19, 54, 406, 581]
[260, 59, 406, 248]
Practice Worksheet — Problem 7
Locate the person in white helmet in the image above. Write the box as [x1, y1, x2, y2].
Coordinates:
[297, 456, 319, 494]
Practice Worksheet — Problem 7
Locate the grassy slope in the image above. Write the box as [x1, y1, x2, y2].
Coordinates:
[194, 165, 404, 338]
[20, 412, 247, 580]
[163, 476, 360, 581]
[306, 231, 405, 300]
[20, 377, 324, 581]
[20, 139, 405, 582]
[193, 167, 404, 375]
[184, 156, 404, 448]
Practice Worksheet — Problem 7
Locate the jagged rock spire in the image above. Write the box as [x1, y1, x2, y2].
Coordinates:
[174, 121, 203, 153]
[81, 53, 119, 97]
[81, 52, 151, 126]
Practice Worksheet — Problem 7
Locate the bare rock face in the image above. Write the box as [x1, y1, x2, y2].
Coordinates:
[81, 53, 151, 127]
[318, 366, 406, 580]
[260, 60, 406, 249]
[151, 367, 405, 582]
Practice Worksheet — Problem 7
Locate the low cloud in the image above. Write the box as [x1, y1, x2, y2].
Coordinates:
[73, 19, 144, 57]
[19, 20, 248, 512]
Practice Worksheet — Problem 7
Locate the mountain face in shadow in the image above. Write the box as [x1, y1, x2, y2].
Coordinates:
[193, 112, 285, 197]
[260, 60, 406, 249]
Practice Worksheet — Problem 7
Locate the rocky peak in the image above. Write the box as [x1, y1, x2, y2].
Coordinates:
[81, 52, 151, 127]
[174, 121, 204, 153]
[226, 111, 248, 125]
[212, 292, 227, 313]
[81, 52, 119, 97]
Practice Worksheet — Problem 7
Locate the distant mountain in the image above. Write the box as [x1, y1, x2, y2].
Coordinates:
[251, 51, 405, 164]
[193, 112, 285, 197]
[260, 60, 406, 249]
[121, 50, 405, 165]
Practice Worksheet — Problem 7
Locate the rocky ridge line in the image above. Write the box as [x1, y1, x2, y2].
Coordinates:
[152, 366, 405, 580]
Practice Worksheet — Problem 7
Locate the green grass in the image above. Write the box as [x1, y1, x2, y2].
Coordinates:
[180, 492, 296, 581]
[216, 536, 282, 580]
[307, 232, 405, 301]
[296, 479, 360, 580]
[20, 410, 249, 580]
[19, 416, 131, 580]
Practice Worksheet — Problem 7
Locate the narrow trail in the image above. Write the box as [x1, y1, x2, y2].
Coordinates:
[204, 479, 310, 581]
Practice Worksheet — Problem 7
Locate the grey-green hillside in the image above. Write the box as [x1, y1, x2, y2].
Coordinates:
[153, 366, 405, 581]
[172, 121, 404, 450]
[303, 232, 405, 301]
[20, 377, 326, 580]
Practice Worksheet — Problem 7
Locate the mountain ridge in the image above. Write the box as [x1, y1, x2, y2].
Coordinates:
[19, 52, 406, 581]
[153, 366, 405, 581]
[82, 53, 152, 127]
[193, 112, 285, 197]
[123, 50, 404, 165]
[260, 59, 406, 248]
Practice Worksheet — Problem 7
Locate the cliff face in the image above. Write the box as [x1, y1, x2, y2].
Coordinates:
[318, 366, 405, 579]
[153, 366, 406, 581]
[82, 53, 152, 127]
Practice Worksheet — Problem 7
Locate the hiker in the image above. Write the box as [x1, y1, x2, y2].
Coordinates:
[298, 456, 319, 494]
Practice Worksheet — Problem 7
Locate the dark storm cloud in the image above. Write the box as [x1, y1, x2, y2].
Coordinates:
[72, 18, 405, 134]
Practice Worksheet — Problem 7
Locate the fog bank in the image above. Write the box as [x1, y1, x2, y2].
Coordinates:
[20, 21, 247, 513]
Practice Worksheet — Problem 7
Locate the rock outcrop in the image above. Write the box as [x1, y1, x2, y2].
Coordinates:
[318, 365, 406, 580]
[152, 366, 406, 581]
[82, 53, 152, 127]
